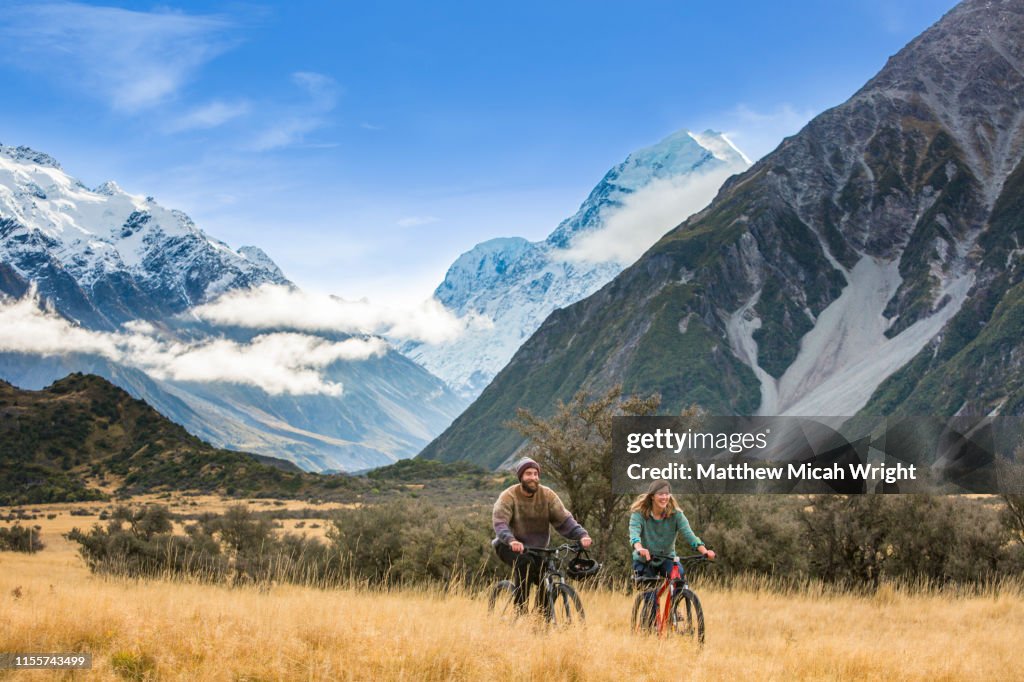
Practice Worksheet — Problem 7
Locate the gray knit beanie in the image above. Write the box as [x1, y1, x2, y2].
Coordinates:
[516, 457, 540, 481]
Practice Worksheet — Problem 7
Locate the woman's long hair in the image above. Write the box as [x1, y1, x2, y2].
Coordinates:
[629, 492, 680, 519]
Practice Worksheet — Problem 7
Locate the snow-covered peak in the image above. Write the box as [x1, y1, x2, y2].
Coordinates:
[0, 143, 291, 323]
[0, 144, 62, 170]
[689, 130, 752, 166]
[545, 128, 748, 249]
[611, 128, 723, 191]
[436, 237, 537, 311]
[239, 245, 287, 281]
[94, 180, 122, 196]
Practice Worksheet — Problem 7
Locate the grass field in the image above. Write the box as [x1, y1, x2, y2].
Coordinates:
[2, 503, 1023, 681]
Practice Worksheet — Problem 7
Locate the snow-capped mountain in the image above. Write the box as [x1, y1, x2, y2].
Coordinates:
[406, 129, 750, 397]
[422, 0, 1024, 469]
[0, 144, 288, 329]
[0, 144, 467, 471]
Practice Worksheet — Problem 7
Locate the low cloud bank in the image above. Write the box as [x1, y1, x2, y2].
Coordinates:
[193, 284, 486, 346]
[0, 295, 387, 396]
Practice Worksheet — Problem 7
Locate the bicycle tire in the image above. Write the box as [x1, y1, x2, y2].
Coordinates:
[670, 588, 705, 645]
[630, 592, 657, 633]
[546, 582, 584, 626]
[487, 579, 521, 621]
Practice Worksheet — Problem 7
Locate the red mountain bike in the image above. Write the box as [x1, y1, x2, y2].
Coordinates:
[631, 554, 707, 645]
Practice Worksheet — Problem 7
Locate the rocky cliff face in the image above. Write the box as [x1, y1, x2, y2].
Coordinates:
[420, 0, 1024, 469]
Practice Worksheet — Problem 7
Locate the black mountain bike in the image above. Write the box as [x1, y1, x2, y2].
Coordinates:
[488, 543, 599, 625]
[631, 553, 707, 645]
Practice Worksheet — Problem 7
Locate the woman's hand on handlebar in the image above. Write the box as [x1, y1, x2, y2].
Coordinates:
[634, 544, 651, 561]
[699, 546, 717, 561]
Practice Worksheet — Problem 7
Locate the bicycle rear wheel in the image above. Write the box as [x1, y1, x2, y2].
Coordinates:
[547, 582, 584, 626]
[488, 579, 521, 621]
[670, 588, 705, 645]
[630, 592, 657, 633]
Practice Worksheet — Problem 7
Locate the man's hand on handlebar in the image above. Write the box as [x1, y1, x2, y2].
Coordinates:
[510, 540, 525, 553]
[580, 536, 592, 549]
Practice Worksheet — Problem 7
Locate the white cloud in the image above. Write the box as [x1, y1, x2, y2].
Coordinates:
[0, 296, 121, 358]
[559, 166, 740, 265]
[192, 284, 481, 346]
[249, 72, 340, 151]
[135, 333, 386, 397]
[166, 100, 251, 133]
[0, 2, 235, 112]
[397, 216, 440, 228]
[292, 72, 339, 109]
[0, 294, 386, 396]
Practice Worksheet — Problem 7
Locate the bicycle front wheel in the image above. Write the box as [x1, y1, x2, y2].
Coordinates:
[547, 582, 584, 626]
[631, 592, 657, 634]
[488, 579, 521, 621]
[670, 588, 705, 645]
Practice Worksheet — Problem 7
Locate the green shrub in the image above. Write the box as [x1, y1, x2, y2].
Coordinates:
[0, 524, 44, 552]
[328, 502, 505, 586]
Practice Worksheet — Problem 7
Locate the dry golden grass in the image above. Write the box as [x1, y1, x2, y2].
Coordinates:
[2, 509, 1023, 681]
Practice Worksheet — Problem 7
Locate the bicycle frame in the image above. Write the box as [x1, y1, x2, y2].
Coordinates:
[634, 554, 705, 637]
[487, 543, 587, 624]
[525, 544, 573, 606]
[651, 562, 683, 635]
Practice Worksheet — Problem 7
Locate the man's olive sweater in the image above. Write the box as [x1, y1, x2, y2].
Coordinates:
[492, 483, 588, 548]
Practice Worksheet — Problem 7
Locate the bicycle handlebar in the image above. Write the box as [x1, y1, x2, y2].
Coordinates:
[646, 551, 711, 561]
[520, 542, 583, 554]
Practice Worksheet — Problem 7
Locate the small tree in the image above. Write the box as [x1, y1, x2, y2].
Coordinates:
[508, 385, 660, 564]
[1003, 495, 1024, 544]
[998, 452, 1024, 545]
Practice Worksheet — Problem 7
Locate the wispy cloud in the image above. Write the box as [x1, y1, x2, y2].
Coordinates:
[0, 294, 386, 396]
[0, 2, 235, 112]
[560, 166, 741, 265]
[166, 100, 251, 133]
[860, 0, 927, 35]
[192, 284, 482, 346]
[718, 103, 818, 162]
[248, 72, 340, 151]
[396, 216, 440, 228]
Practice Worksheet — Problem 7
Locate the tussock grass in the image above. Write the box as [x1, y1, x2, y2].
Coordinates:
[2, 532, 1023, 680]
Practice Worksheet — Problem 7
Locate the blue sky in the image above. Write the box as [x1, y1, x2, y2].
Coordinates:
[0, 0, 959, 305]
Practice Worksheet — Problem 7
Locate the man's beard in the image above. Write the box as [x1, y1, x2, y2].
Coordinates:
[521, 479, 539, 494]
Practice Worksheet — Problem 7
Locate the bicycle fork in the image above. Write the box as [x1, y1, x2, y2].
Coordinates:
[656, 580, 672, 635]
[654, 563, 684, 635]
